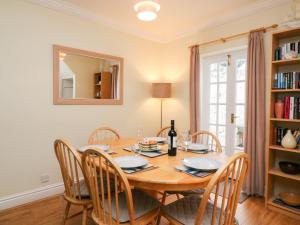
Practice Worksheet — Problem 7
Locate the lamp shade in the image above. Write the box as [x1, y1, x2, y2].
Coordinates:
[152, 83, 171, 98]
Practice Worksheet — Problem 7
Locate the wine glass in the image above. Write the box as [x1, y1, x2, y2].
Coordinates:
[132, 143, 140, 156]
[134, 127, 143, 156]
[137, 127, 143, 141]
[181, 129, 191, 151]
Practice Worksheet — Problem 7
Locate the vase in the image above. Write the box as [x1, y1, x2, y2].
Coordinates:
[274, 100, 284, 118]
[281, 130, 297, 149]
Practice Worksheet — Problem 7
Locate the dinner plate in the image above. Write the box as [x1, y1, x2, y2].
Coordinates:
[183, 157, 221, 171]
[114, 156, 148, 169]
[78, 144, 110, 153]
[188, 143, 209, 151]
[144, 137, 167, 143]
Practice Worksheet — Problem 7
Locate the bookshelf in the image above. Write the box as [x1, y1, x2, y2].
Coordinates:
[272, 58, 300, 65]
[94, 72, 113, 99]
[266, 28, 300, 220]
[271, 89, 300, 93]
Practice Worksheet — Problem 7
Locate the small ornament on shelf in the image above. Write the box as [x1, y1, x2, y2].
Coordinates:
[275, 100, 284, 118]
[281, 130, 297, 149]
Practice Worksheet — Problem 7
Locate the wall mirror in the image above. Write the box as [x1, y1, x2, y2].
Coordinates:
[53, 45, 123, 105]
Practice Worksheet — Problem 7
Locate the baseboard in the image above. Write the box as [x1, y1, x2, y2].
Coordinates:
[0, 182, 64, 211]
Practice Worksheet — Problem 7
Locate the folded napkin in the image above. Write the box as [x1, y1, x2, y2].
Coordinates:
[122, 164, 158, 174]
[175, 165, 215, 177]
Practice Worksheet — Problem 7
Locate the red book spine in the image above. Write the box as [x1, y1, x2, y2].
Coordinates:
[287, 97, 290, 119]
[284, 96, 290, 119]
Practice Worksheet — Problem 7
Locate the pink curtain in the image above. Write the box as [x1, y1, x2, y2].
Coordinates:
[244, 31, 266, 196]
[189, 46, 200, 134]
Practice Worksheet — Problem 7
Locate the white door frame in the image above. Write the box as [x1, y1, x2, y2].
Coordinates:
[200, 46, 247, 155]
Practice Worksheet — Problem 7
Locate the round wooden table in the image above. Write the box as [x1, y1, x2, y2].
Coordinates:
[107, 138, 230, 191]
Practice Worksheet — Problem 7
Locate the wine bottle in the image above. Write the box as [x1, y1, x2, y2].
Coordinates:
[168, 120, 177, 156]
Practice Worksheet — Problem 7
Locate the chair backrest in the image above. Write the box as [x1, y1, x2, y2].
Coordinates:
[88, 127, 121, 145]
[156, 126, 171, 138]
[156, 126, 179, 138]
[82, 148, 135, 225]
[54, 139, 84, 202]
[191, 130, 222, 152]
[195, 152, 249, 225]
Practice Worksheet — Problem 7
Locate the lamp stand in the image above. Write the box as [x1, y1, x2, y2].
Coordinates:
[160, 99, 163, 129]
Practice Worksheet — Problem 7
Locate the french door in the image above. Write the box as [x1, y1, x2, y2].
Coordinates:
[201, 49, 247, 154]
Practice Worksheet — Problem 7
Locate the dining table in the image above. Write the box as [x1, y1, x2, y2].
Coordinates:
[85, 137, 231, 192]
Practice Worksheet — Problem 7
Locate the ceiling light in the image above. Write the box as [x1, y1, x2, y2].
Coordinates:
[134, 1, 160, 21]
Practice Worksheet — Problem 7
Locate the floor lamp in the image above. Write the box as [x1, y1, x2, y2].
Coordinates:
[152, 83, 172, 129]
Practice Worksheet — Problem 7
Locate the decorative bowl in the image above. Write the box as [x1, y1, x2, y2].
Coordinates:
[279, 161, 300, 175]
[279, 192, 300, 206]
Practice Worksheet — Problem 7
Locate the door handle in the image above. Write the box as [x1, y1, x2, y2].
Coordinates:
[230, 113, 238, 124]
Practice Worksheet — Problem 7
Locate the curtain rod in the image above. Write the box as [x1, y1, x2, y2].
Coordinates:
[188, 24, 278, 49]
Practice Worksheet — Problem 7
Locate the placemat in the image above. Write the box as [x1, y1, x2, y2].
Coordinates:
[175, 165, 216, 177]
[122, 164, 158, 174]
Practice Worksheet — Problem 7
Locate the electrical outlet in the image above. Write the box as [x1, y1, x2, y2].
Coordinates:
[40, 174, 49, 183]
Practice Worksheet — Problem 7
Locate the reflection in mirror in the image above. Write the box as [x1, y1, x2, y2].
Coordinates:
[59, 52, 120, 100]
[53, 45, 123, 105]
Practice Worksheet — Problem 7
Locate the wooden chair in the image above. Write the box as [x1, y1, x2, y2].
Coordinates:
[88, 127, 121, 145]
[161, 152, 249, 225]
[156, 126, 172, 138]
[190, 130, 222, 152]
[54, 139, 92, 225]
[82, 148, 160, 225]
[164, 130, 223, 198]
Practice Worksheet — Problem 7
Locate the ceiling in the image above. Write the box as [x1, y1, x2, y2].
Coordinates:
[29, 0, 289, 43]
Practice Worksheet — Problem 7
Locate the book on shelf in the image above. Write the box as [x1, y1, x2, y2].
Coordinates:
[273, 72, 300, 89]
[274, 41, 300, 60]
[281, 96, 300, 119]
[274, 127, 300, 149]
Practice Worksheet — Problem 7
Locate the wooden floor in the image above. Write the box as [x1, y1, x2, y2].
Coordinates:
[0, 195, 299, 225]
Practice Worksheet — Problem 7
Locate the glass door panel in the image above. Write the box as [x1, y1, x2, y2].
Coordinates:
[202, 49, 247, 155]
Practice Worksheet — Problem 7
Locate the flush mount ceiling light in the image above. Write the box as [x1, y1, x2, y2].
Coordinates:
[134, 0, 160, 21]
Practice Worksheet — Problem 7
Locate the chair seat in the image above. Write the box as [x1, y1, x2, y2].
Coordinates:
[74, 179, 114, 198]
[162, 196, 239, 225]
[167, 188, 205, 196]
[106, 189, 160, 223]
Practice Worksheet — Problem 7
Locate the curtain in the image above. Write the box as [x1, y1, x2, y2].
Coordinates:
[189, 45, 200, 134]
[244, 31, 266, 196]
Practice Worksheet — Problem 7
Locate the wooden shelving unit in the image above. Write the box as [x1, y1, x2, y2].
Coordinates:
[269, 169, 300, 181]
[271, 89, 300, 93]
[94, 72, 113, 99]
[269, 145, 300, 154]
[270, 118, 300, 122]
[268, 199, 300, 216]
[272, 58, 300, 65]
[266, 28, 300, 220]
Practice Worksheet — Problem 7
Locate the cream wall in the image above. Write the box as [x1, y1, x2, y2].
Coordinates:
[0, 0, 163, 196]
[160, 3, 290, 132]
[0, 0, 291, 199]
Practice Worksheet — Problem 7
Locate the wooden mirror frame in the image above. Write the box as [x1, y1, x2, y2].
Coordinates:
[53, 45, 124, 105]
